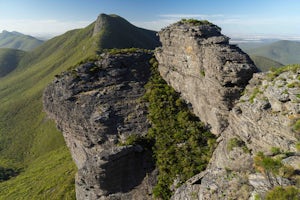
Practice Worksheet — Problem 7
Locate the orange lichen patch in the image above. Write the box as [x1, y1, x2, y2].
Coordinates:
[185, 46, 193, 54]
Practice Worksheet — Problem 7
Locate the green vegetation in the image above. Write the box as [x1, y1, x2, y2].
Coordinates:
[180, 18, 214, 26]
[249, 87, 262, 103]
[0, 48, 26, 77]
[119, 134, 154, 150]
[104, 47, 152, 55]
[227, 137, 249, 153]
[265, 186, 299, 200]
[270, 147, 282, 155]
[267, 64, 300, 80]
[0, 147, 76, 199]
[0, 15, 160, 199]
[254, 152, 283, 175]
[249, 55, 283, 72]
[296, 142, 300, 151]
[144, 58, 216, 199]
[293, 119, 300, 134]
[287, 81, 300, 88]
[0, 30, 43, 51]
[246, 40, 300, 65]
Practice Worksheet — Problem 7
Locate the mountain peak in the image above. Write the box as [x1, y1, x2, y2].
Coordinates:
[92, 13, 160, 49]
[93, 13, 124, 36]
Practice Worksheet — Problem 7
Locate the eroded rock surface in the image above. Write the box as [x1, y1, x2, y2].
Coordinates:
[43, 52, 156, 200]
[155, 21, 299, 200]
[155, 21, 257, 134]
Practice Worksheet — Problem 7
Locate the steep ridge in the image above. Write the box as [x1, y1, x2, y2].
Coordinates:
[44, 51, 155, 199]
[0, 30, 44, 51]
[156, 21, 300, 199]
[0, 14, 159, 199]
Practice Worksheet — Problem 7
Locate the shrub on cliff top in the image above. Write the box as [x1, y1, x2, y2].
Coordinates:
[180, 18, 213, 26]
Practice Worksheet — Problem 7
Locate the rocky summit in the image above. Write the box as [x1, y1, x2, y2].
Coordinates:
[43, 19, 299, 200]
[155, 20, 258, 135]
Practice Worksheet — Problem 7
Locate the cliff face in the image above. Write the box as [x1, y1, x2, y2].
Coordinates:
[43, 52, 156, 200]
[43, 19, 299, 200]
[155, 21, 257, 134]
[156, 21, 300, 199]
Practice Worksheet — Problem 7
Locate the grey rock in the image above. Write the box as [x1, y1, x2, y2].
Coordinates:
[43, 52, 155, 200]
[155, 21, 257, 135]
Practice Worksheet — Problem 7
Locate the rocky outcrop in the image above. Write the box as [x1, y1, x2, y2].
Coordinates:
[43, 51, 156, 200]
[43, 18, 300, 200]
[155, 20, 257, 134]
[155, 21, 300, 199]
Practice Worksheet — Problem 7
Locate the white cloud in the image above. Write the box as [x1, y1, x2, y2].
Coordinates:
[0, 19, 91, 38]
[133, 13, 300, 38]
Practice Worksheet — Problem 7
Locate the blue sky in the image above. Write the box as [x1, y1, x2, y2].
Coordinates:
[0, 0, 300, 39]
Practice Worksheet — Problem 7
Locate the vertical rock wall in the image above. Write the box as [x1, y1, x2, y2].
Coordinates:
[155, 21, 257, 134]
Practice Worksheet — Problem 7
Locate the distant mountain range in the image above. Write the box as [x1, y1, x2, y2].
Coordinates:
[0, 30, 44, 51]
[241, 40, 300, 65]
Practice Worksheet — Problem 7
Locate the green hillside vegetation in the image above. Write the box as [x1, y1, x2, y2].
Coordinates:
[246, 40, 300, 65]
[250, 55, 283, 72]
[144, 58, 216, 199]
[0, 31, 44, 51]
[0, 14, 159, 199]
[0, 48, 26, 77]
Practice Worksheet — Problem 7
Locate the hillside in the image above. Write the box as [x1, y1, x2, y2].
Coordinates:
[249, 55, 283, 72]
[0, 14, 159, 199]
[245, 40, 300, 65]
[0, 48, 26, 77]
[94, 14, 160, 49]
[0, 30, 44, 51]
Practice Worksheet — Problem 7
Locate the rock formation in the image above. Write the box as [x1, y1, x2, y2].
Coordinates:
[43, 51, 156, 200]
[156, 21, 300, 199]
[155, 20, 257, 134]
[43, 18, 300, 200]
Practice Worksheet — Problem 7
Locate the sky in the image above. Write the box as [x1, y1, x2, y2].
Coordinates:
[0, 0, 300, 40]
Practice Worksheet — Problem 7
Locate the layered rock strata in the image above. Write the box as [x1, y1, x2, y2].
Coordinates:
[155, 21, 257, 134]
[155, 21, 300, 199]
[43, 52, 155, 200]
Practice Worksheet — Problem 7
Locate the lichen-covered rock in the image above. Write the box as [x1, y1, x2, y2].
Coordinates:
[171, 66, 300, 200]
[43, 52, 156, 200]
[156, 21, 300, 199]
[155, 20, 257, 134]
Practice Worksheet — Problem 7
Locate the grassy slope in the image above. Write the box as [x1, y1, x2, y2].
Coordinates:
[0, 48, 26, 77]
[0, 23, 98, 199]
[250, 55, 283, 72]
[0, 31, 44, 51]
[0, 14, 160, 199]
[246, 40, 300, 65]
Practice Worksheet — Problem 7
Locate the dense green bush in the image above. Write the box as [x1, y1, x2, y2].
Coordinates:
[144, 58, 216, 199]
[254, 152, 283, 175]
[265, 186, 299, 200]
